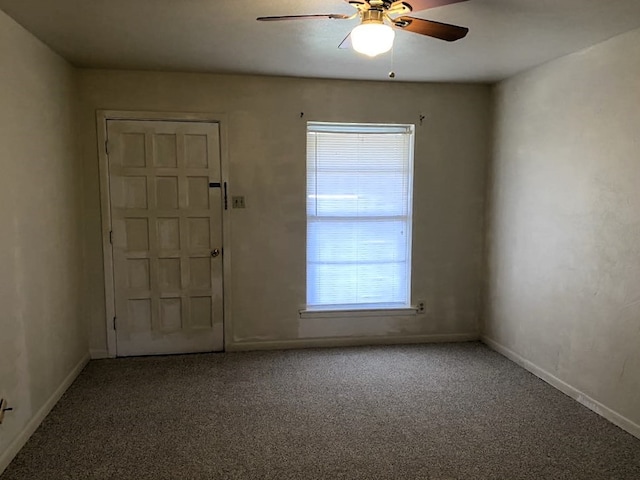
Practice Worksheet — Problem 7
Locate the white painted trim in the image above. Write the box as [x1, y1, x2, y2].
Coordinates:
[97, 111, 227, 123]
[96, 110, 232, 357]
[96, 113, 116, 358]
[227, 332, 479, 352]
[218, 117, 233, 351]
[89, 349, 110, 360]
[481, 335, 640, 440]
[299, 307, 418, 319]
[0, 353, 90, 475]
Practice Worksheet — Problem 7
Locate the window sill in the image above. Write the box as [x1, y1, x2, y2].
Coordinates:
[299, 306, 418, 319]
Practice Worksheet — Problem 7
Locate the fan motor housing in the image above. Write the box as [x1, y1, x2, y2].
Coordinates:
[370, 0, 393, 7]
[362, 9, 386, 24]
[354, 1, 413, 16]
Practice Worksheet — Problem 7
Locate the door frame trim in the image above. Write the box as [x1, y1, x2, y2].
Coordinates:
[97, 110, 232, 358]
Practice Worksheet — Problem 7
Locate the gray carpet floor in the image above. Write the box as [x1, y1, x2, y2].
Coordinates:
[2, 342, 640, 479]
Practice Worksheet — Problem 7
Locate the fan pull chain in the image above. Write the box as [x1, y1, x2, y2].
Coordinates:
[388, 44, 396, 79]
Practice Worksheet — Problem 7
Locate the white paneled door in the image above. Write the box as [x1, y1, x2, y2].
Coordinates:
[107, 120, 224, 356]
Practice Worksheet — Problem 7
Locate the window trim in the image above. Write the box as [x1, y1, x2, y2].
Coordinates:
[305, 121, 415, 311]
[299, 306, 419, 319]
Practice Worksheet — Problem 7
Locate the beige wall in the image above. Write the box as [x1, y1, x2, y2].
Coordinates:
[485, 28, 640, 430]
[0, 10, 87, 470]
[77, 70, 491, 353]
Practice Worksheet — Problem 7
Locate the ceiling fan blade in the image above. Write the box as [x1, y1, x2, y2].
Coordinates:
[393, 16, 468, 41]
[405, 0, 469, 12]
[338, 33, 353, 49]
[257, 14, 352, 21]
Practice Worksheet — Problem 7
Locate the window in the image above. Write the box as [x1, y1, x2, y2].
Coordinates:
[306, 122, 414, 311]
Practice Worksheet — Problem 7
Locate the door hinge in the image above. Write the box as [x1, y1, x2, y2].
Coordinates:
[224, 182, 228, 210]
[113, 317, 117, 330]
[109, 230, 113, 244]
[105, 140, 110, 155]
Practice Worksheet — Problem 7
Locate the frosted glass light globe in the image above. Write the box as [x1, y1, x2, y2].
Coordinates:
[351, 23, 395, 57]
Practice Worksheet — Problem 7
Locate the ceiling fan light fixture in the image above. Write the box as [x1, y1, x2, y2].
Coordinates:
[351, 21, 395, 57]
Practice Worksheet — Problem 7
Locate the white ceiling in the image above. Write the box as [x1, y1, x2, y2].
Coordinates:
[2, 0, 640, 83]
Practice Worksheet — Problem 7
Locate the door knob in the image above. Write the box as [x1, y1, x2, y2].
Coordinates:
[211, 249, 220, 258]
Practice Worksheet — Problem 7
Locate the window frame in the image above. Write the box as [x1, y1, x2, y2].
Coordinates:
[304, 121, 416, 315]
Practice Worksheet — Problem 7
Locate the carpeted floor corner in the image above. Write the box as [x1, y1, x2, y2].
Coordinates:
[2, 342, 639, 479]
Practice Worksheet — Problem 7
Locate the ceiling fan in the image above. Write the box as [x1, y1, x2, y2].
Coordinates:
[257, 0, 470, 58]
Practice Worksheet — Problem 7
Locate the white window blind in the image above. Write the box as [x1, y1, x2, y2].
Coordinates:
[306, 122, 414, 310]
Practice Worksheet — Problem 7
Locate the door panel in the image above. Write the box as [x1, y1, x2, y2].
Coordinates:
[107, 120, 224, 356]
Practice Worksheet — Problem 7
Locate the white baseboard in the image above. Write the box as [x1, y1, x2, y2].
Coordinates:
[0, 353, 90, 475]
[227, 332, 479, 352]
[89, 349, 111, 359]
[481, 335, 640, 440]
